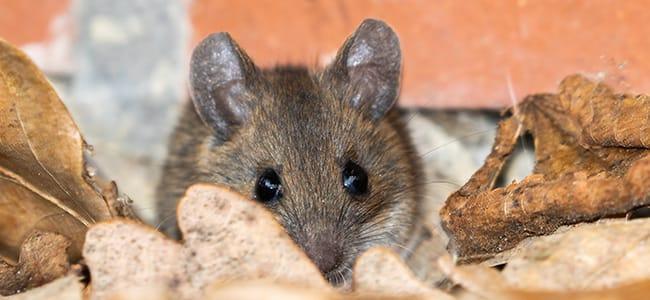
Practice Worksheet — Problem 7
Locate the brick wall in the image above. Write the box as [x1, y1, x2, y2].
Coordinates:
[4, 0, 650, 108]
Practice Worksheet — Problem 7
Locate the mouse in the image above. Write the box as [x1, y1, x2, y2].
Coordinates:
[156, 18, 424, 285]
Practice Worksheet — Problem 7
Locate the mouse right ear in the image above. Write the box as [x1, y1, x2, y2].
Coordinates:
[189, 33, 263, 138]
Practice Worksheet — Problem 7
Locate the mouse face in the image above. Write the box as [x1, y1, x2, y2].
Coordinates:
[196, 69, 421, 283]
[162, 19, 422, 284]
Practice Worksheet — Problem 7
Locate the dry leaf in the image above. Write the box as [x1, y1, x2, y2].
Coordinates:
[84, 184, 329, 300]
[499, 219, 650, 290]
[2, 274, 83, 300]
[101, 284, 175, 300]
[440, 74, 650, 261]
[204, 280, 449, 300]
[85, 184, 463, 299]
[353, 247, 453, 300]
[0, 38, 135, 261]
[204, 281, 340, 300]
[83, 221, 184, 300]
[0, 231, 70, 295]
[177, 184, 328, 289]
[438, 255, 650, 300]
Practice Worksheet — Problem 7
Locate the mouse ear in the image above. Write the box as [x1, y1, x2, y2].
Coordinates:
[189, 33, 262, 138]
[324, 19, 401, 120]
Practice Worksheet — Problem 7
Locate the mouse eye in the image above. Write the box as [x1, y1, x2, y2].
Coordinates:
[255, 169, 283, 203]
[342, 160, 368, 196]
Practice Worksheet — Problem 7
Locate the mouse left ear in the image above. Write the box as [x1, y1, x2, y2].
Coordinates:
[324, 19, 401, 120]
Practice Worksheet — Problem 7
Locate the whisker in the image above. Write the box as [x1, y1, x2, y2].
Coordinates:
[390, 242, 414, 257]
[419, 126, 498, 159]
[154, 212, 177, 231]
[506, 72, 530, 156]
[402, 110, 417, 126]
[420, 179, 462, 188]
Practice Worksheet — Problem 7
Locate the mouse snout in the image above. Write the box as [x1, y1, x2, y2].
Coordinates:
[300, 234, 343, 274]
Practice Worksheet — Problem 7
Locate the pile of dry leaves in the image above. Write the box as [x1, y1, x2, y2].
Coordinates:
[2, 38, 650, 299]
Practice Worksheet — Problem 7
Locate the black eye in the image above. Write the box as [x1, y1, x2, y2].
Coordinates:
[255, 169, 283, 203]
[342, 160, 368, 196]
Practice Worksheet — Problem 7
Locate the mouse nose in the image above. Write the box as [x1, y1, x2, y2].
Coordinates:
[302, 237, 343, 274]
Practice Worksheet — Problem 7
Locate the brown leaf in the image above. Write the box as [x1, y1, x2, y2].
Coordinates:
[83, 221, 185, 300]
[3, 274, 83, 300]
[177, 184, 328, 290]
[84, 184, 329, 300]
[500, 219, 650, 290]
[353, 247, 453, 299]
[440, 74, 650, 261]
[0, 38, 134, 261]
[85, 184, 464, 299]
[439, 255, 650, 300]
[0, 231, 71, 295]
[102, 285, 175, 300]
[204, 281, 341, 300]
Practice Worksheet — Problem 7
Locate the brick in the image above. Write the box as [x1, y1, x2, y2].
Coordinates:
[0, 0, 70, 45]
[190, 0, 650, 108]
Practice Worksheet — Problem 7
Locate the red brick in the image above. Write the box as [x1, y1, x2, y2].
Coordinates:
[0, 0, 70, 46]
[191, 0, 650, 108]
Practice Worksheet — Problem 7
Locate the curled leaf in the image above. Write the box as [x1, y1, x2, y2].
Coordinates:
[0, 38, 134, 261]
[441, 74, 650, 261]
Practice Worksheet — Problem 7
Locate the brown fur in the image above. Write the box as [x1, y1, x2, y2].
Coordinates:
[156, 21, 423, 285]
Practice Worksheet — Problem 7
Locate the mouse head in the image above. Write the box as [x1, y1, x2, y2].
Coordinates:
[189, 19, 421, 284]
